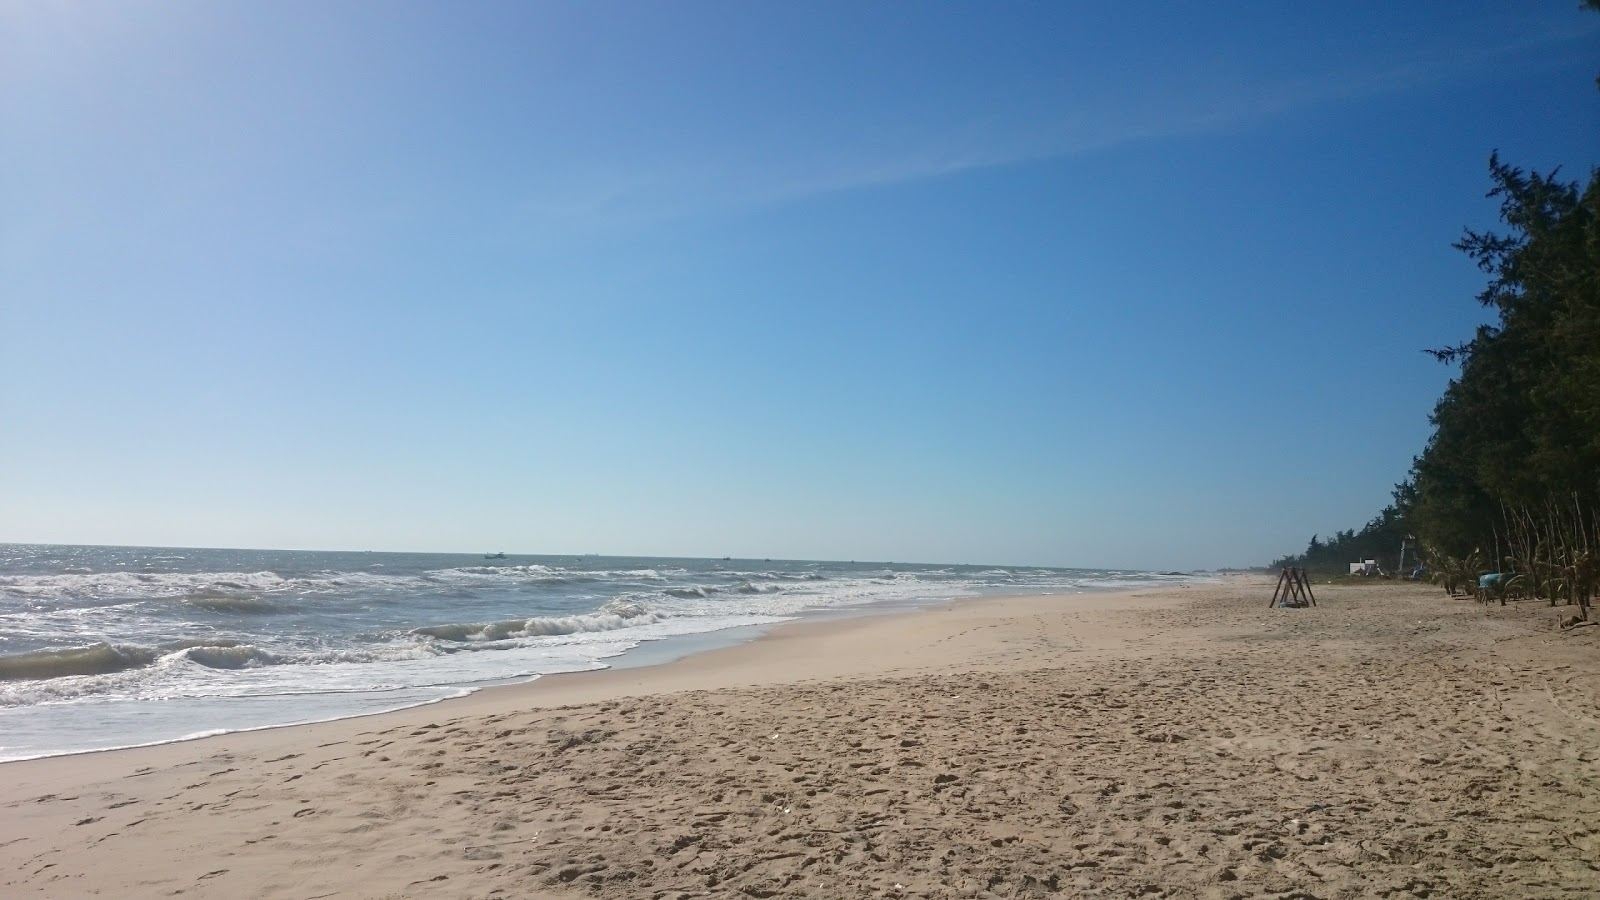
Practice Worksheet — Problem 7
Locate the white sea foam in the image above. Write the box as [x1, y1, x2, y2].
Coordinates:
[0, 546, 1196, 759]
[411, 608, 666, 642]
[0, 570, 293, 600]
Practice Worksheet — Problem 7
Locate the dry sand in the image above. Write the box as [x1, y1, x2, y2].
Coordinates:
[3, 576, 1599, 899]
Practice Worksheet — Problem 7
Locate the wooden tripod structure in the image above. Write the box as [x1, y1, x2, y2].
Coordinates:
[1269, 567, 1317, 608]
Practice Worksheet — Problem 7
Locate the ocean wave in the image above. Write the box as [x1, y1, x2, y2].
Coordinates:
[733, 580, 782, 594]
[0, 570, 292, 601]
[665, 586, 720, 599]
[420, 565, 583, 587]
[436, 564, 561, 577]
[0, 643, 418, 708]
[0, 569, 416, 609]
[661, 576, 808, 598]
[177, 642, 442, 670]
[594, 568, 674, 580]
[183, 594, 300, 614]
[738, 571, 827, 582]
[0, 636, 445, 685]
[180, 644, 282, 669]
[411, 599, 660, 643]
[419, 565, 679, 586]
[0, 643, 158, 681]
[870, 572, 927, 584]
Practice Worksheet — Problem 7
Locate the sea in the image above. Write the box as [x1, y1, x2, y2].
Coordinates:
[0, 544, 1194, 762]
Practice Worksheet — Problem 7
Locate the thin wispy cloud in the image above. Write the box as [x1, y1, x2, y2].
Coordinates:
[510, 19, 1596, 235]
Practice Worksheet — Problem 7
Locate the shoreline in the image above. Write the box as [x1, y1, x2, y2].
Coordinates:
[8, 574, 1597, 898]
[0, 552, 1200, 765]
[0, 582, 1156, 777]
[0, 577, 1180, 766]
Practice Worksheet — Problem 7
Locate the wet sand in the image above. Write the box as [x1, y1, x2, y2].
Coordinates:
[3, 576, 1599, 899]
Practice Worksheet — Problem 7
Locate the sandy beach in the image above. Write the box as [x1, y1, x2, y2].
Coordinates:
[3, 576, 1598, 899]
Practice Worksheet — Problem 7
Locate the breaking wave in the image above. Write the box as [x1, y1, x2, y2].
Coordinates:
[666, 586, 718, 598]
[412, 599, 662, 643]
[0, 570, 292, 601]
[0, 569, 413, 613]
[180, 644, 282, 669]
[0, 545, 1201, 760]
[183, 594, 299, 614]
[0, 643, 158, 681]
[0, 638, 441, 686]
[734, 580, 783, 594]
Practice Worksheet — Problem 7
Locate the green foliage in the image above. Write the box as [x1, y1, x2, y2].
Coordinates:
[1494, 497, 1597, 609]
[1288, 158, 1599, 578]
[1426, 546, 1483, 596]
[1270, 489, 1414, 574]
[1272, 3, 1600, 580]
[1410, 157, 1600, 558]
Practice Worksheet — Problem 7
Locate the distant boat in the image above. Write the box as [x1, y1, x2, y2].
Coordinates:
[484, 552, 507, 560]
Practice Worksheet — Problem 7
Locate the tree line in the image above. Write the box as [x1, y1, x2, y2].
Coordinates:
[1273, 2, 1599, 612]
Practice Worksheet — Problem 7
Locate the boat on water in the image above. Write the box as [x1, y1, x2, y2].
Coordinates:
[484, 552, 507, 560]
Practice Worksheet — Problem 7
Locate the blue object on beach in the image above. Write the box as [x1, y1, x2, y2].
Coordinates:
[1478, 572, 1503, 590]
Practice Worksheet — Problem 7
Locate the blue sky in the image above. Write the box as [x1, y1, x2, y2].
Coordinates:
[2, 2, 1596, 569]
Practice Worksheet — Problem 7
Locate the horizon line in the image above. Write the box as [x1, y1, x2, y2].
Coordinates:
[0, 540, 1214, 573]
